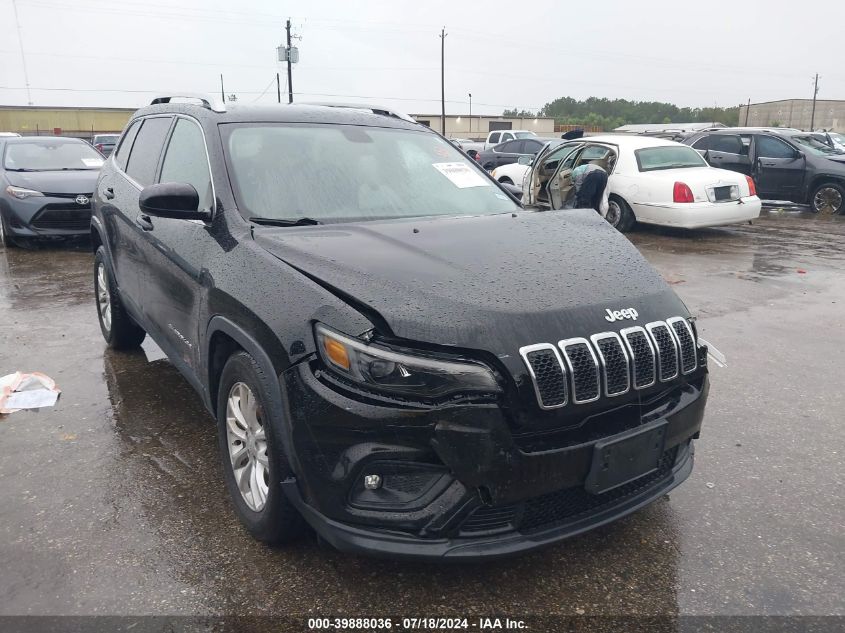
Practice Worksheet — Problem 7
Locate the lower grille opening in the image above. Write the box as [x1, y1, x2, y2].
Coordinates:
[520, 446, 678, 533]
[458, 446, 680, 537]
[31, 206, 92, 231]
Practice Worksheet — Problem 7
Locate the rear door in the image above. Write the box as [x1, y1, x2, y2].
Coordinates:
[494, 140, 524, 167]
[752, 135, 805, 201]
[706, 134, 751, 175]
[136, 116, 216, 376]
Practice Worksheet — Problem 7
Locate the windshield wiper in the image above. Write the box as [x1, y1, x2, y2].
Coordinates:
[249, 216, 322, 226]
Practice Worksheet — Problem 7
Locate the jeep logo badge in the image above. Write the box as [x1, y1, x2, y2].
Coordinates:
[75, 195, 90, 205]
[604, 308, 638, 322]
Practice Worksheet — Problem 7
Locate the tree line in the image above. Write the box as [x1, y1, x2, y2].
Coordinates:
[503, 97, 740, 130]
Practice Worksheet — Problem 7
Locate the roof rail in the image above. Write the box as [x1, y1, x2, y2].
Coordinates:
[150, 94, 226, 113]
[300, 102, 416, 123]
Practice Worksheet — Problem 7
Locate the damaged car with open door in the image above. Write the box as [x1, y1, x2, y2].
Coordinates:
[522, 135, 761, 231]
[91, 96, 711, 560]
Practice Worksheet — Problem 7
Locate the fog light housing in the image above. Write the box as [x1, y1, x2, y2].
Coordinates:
[363, 474, 382, 490]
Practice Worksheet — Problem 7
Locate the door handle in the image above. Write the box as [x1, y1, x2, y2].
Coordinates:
[762, 162, 776, 167]
[104, 187, 114, 200]
[136, 214, 154, 231]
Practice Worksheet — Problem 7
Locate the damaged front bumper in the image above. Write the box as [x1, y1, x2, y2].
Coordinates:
[281, 361, 708, 561]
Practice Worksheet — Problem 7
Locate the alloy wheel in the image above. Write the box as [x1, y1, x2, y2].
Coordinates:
[96, 263, 112, 332]
[226, 382, 269, 512]
[813, 187, 843, 215]
[605, 200, 622, 227]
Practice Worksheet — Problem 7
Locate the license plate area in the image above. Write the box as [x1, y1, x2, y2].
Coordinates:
[712, 185, 736, 202]
[584, 420, 668, 495]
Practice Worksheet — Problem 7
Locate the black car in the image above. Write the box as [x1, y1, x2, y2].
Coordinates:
[683, 128, 845, 214]
[91, 96, 709, 560]
[0, 136, 103, 247]
[477, 137, 557, 171]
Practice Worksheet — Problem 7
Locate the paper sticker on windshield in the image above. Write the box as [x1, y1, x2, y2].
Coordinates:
[432, 162, 490, 188]
[82, 158, 104, 167]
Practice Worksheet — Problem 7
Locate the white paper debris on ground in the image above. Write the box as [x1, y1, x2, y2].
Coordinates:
[0, 372, 61, 414]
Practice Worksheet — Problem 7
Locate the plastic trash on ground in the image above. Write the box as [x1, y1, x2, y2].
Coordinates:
[0, 372, 61, 414]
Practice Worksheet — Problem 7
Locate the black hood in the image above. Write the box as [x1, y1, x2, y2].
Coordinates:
[255, 210, 687, 361]
[4, 169, 99, 194]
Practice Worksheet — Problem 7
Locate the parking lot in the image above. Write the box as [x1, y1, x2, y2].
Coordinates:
[0, 209, 843, 624]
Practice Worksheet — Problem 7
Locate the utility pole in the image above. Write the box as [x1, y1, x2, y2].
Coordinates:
[440, 27, 447, 135]
[11, 0, 32, 105]
[468, 92, 472, 135]
[220, 74, 225, 103]
[810, 73, 820, 131]
[745, 98, 750, 126]
[286, 19, 294, 104]
[276, 72, 281, 103]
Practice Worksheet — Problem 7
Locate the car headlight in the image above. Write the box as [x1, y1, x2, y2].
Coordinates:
[314, 323, 501, 399]
[5, 185, 44, 200]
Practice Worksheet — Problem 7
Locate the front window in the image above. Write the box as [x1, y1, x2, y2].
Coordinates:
[791, 134, 845, 156]
[222, 123, 518, 223]
[634, 145, 707, 172]
[3, 140, 104, 171]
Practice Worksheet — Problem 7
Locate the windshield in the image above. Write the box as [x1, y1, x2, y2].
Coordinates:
[635, 145, 707, 172]
[792, 134, 845, 156]
[222, 123, 518, 223]
[514, 131, 537, 139]
[3, 140, 105, 171]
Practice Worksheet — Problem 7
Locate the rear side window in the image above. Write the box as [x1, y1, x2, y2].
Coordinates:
[756, 136, 796, 159]
[488, 132, 500, 144]
[523, 139, 542, 153]
[159, 118, 213, 210]
[125, 117, 172, 186]
[710, 135, 743, 154]
[114, 120, 141, 170]
[691, 136, 709, 150]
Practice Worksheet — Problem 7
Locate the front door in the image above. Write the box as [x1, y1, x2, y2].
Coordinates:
[136, 116, 216, 377]
[753, 135, 806, 201]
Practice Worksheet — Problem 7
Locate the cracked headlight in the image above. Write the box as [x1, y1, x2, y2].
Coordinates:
[314, 323, 500, 399]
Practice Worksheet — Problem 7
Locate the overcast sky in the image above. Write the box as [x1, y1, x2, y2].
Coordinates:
[0, 0, 841, 115]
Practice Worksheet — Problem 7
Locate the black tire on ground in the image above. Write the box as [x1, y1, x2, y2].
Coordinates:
[216, 350, 305, 544]
[94, 245, 146, 349]
[606, 195, 636, 232]
[0, 211, 15, 248]
[810, 182, 845, 215]
[499, 177, 514, 185]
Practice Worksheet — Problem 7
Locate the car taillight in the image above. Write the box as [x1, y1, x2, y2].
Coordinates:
[673, 182, 694, 203]
[474, 153, 481, 162]
[95, 143, 104, 151]
[745, 175, 757, 197]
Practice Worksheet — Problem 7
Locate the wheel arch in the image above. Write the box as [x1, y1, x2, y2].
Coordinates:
[808, 174, 845, 196]
[205, 315, 299, 470]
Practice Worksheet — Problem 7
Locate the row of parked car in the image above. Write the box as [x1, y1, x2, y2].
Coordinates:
[455, 125, 845, 232]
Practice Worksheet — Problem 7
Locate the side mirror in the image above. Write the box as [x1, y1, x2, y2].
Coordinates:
[139, 182, 209, 220]
[795, 150, 805, 160]
[517, 155, 534, 166]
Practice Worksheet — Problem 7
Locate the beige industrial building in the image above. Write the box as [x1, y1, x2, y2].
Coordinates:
[0, 105, 135, 139]
[411, 114, 556, 140]
[0, 106, 557, 141]
[738, 99, 845, 132]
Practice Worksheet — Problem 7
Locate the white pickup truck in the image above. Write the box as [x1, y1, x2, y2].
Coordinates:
[458, 130, 538, 156]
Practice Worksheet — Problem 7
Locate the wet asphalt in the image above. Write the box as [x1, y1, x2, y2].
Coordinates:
[0, 209, 843, 621]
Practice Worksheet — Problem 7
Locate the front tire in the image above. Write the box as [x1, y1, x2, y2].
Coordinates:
[811, 182, 845, 215]
[94, 246, 146, 349]
[217, 351, 304, 544]
[0, 211, 15, 248]
[606, 195, 636, 232]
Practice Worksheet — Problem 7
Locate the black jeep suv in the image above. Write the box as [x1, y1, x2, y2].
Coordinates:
[91, 96, 709, 560]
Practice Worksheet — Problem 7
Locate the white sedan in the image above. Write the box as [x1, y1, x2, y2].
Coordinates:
[492, 135, 761, 231]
